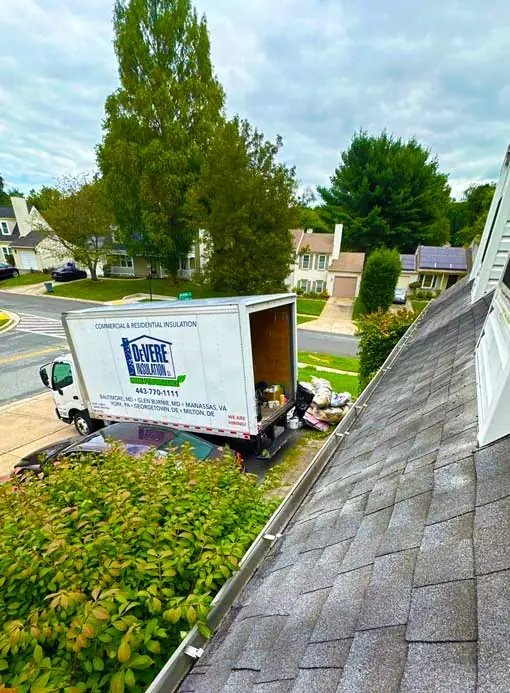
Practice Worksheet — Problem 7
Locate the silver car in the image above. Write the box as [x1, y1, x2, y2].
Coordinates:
[394, 287, 407, 304]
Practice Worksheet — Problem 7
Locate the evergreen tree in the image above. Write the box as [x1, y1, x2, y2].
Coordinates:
[359, 247, 402, 314]
[98, 0, 224, 281]
[319, 131, 451, 253]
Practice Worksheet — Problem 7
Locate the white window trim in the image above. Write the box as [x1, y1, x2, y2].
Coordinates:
[301, 254, 311, 270]
[313, 280, 325, 293]
[421, 274, 436, 289]
[0, 222, 9, 236]
[316, 254, 327, 271]
[298, 279, 309, 291]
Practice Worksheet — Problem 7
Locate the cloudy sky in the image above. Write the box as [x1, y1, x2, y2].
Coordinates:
[1, 0, 509, 198]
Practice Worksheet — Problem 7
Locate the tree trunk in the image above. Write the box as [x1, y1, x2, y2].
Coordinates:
[89, 263, 98, 281]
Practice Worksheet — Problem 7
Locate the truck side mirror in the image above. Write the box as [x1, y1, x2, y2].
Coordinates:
[39, 364, 51, 389]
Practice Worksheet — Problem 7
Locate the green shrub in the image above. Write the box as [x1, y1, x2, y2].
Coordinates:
[352, 295, 367, 319]
[357, 309, 415, 390]
[359, 248, 402, 314]
[0, 446, 277, 692]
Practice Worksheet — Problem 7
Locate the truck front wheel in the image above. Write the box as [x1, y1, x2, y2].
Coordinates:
[74, 411, 93, 435]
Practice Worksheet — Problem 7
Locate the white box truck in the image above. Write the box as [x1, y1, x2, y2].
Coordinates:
[39, 295, 298, 455]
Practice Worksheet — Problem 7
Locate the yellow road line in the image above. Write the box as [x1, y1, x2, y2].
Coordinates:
[0, 345, 67, 366]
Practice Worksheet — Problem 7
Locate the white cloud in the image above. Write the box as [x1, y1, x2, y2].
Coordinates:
[1, 0, 509, 200]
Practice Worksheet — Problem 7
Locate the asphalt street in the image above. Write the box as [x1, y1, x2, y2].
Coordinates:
[0, 291, 359, 406]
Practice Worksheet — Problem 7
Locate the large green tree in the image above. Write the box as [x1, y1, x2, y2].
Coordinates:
[27, 186, 62, 212]
[298, 188, 330, 233]
[319, 131, 451, 253]
[97, 0, 224, 281]
[0, 177, 24, 205]
[42, 175, 114, 281]
[187, 118, 299, 294]
[449, 182, 495, 247]
[0, 176, 8, 205]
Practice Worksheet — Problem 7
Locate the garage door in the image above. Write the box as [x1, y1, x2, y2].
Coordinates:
[18, 250, 38, 270]
[333, 276, 357, 298]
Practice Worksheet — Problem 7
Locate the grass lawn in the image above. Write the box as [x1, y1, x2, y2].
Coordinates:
[298, 351, 359, 373]
[296, 297, 327, 317]
[298, 366, 358, 398]
[297, 315, 316, 325]
[411, 299, 430, 315]
[52, 278, 226, 302]
[0, 272, 51, 288]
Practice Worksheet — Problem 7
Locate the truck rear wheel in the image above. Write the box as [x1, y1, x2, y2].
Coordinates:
[74, 411, 93, 435]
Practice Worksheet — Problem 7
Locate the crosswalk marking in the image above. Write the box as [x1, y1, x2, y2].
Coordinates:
[16, 312, 67, 340]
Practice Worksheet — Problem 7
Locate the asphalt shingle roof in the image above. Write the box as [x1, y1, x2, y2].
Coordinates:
[0, 206, 14, 219]
[9, 230, 45, 248]
[178, 279, 509, 693]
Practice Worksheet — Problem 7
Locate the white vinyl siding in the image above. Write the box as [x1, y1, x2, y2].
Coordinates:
[300, 254, 311, 270]
[316, 254, 327, 270]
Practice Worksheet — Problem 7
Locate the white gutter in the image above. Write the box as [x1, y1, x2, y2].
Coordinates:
[146, 304, 430, 693]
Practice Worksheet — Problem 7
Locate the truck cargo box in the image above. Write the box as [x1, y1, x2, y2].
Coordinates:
[62, 294, 297, 442]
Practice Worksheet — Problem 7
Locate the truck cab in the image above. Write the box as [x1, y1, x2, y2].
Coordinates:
[39, 355, 101, 435]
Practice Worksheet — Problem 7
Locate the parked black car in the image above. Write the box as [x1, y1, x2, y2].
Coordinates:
[0, 262, 19, 279]
[13, 422, 238, 479]
[51, 263, 87, 282]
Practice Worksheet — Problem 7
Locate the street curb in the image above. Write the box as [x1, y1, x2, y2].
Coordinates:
[0, 310, 20, 335]
[39, 294, 102, 304]
[0, 390, 52, 414]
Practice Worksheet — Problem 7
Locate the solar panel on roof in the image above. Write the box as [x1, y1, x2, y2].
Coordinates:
[419, 246, 467, 271]
[400, 254, 416, 271]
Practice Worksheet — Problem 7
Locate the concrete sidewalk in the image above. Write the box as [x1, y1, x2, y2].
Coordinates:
[298, 297, 357, 335]
[0, 393, 70, 478]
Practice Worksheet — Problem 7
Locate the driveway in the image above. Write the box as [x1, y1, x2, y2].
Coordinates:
[298, 297, 357, 336]
[0, 392, 70, 479]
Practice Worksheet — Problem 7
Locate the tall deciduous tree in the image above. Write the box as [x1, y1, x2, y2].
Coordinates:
[319, 131, 451, 253]
[97, 0, 224, 282]
[449, 182, 495, 247]
[42, 175, 114, 281]
[188, 118, 299, 294]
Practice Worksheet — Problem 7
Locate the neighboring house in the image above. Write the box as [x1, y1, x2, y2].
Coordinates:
[175, 144, 510, 693]
[471, 144, 510, 302]
[398, 245, 470, 293]
[104, 230, 207, 279]
[288, 224, 365, 298]
[0, 197, 71, 272]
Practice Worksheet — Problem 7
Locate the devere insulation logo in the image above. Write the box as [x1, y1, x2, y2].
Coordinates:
[121, 335, 186, 387]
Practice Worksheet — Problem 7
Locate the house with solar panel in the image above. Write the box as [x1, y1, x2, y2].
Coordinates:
[398, 245, 471, 294]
